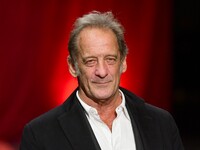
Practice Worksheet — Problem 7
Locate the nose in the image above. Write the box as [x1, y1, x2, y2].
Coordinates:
[95, 60, 108, 78]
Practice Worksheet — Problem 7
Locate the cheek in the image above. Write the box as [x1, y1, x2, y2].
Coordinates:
[109, 64, 121, 75]
[79, 67, 94, 81]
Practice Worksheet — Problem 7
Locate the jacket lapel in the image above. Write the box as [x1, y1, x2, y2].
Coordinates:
[122, 87, 161, 150]
[58, 91, 101, 150]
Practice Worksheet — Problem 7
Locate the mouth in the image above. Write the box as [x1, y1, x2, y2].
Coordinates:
[92, 80, 111, 85]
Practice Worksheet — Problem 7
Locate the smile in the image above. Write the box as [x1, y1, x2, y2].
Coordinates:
[92, 81, 111, 85]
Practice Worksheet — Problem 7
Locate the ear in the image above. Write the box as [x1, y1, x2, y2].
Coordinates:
[121, 57, 127, 73]
[67, 55, 78, 77]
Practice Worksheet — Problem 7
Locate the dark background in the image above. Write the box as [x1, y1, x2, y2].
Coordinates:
[172, 0, 200, 149]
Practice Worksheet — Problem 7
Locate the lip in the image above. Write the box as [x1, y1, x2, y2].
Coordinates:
[92, 81, 111, 85]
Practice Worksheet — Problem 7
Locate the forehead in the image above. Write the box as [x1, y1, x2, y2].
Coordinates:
[77, 27, 119, 56]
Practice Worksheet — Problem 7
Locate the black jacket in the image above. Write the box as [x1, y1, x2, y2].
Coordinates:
[20, 87, 184, 150]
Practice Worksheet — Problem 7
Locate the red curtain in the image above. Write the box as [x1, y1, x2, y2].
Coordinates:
[0, 0, 172, 146]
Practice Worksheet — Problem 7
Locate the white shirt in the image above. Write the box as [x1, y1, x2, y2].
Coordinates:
[76, 90, 136, 150]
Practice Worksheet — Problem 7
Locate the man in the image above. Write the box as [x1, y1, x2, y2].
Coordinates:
[20, 11, 184, 150]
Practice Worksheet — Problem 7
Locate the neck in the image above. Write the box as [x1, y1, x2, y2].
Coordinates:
[78, 89, 122, 111]
[78, 90, 122, 130]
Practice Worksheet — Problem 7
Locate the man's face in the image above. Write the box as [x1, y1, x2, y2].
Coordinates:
[69, 27, 127, 102]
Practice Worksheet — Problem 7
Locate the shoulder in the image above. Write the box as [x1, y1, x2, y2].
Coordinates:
[144, 103, 174, 124]
[26, 89, 78, 131]
[28, 104, 64, 127]
[20, 90, 79, 149]
[121, 87, 174, 122]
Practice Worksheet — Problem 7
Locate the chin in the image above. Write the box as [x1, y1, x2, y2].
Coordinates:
[92, 90, 113, 99]
[89, 84, 117, 98]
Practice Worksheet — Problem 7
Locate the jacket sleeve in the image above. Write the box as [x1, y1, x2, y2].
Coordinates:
[20, 124, 42, 150]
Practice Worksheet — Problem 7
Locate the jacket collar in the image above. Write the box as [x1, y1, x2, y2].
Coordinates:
[58, 89, 101, 150]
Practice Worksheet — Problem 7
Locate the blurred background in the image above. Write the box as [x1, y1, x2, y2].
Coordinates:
[172, 0, 200, 149]
[0, 0, 199, 149]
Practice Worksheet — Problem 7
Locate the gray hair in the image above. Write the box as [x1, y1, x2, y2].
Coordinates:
[68, 11, 128, 67]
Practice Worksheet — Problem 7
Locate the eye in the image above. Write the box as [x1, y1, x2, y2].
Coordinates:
[105, 57, 117, 65]
[84, 59, 97, 67]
